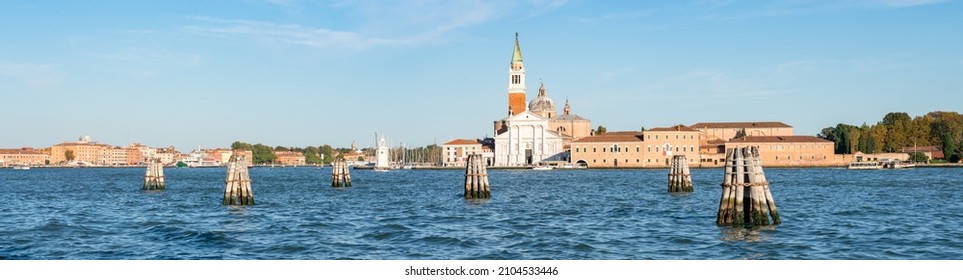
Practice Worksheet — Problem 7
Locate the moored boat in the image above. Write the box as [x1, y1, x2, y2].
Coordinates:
[848, 161, 882, 170]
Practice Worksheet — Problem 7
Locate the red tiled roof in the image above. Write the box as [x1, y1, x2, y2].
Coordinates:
[647, 124, 699, 132]
[0, 148, 45, 154]
[902, 146, 944, 159]
[901, 146, 940, 152]
[573, 132, 643, 143]
[444, 139, 480, 145]
[690, 122, 792, 129]
[727, 136, 830, 143]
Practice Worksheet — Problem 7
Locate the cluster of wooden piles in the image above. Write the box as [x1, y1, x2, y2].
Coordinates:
[463, 154, 490, 199]
[223, 154, 255, 205]
[143, 159, 165, 190]
[667, 155, 693, 192]
[331, 159, 352, 187]
[716, 146, 780, 226]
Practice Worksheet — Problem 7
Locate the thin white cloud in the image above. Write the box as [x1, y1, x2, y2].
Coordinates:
[184, 1, 565, 49]
[0, 61, 63, 89]
[183, 17, 396, 49]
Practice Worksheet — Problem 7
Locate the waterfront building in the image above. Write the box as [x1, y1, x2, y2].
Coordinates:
[722, 136, 835, 167]
[0, 147, 49, 166]
[641, 125, 701, 166]
[490, 34, 571, 166]
[527, 82, 593, 145]
[570, 132, 644, 168]
[691, 122, 794, 141]
[494, 111, 565, 166]
[549, 98, 592, 143]
[274, 151, 306, 166]
[336, 141, 368, 165]
[570, 125, 699, 168]
[152, 146, 179, 165]
[49, 136, 111, 165]
[902, 146, 944, 160]
[442, 139, 483, 167]
[99, 147, 129, 166]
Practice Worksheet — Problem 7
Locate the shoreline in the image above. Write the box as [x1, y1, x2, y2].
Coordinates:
[8, 163, 963, 170]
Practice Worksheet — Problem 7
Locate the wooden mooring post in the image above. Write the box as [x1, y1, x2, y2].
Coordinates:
[667, 155, 693, 192]
[716, 146, 780, 226]
[464, 154, 490, 199]
[223, 154, 254, 205]
[331, 159, 351, 187]
[143, 159, 165, 190]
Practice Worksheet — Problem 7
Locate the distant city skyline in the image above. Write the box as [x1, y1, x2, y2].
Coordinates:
[2, 0, 961, 150]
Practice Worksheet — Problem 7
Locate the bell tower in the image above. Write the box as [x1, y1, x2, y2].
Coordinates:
[507, 33, 526, 116]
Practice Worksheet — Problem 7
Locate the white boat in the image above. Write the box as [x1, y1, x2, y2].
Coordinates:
[882, 160, 915, 169]
[532, 164, 553, 170]
[848, 161, 882, 170]
[12, 165, 30, 170]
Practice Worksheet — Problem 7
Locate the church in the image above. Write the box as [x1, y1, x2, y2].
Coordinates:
[492, 34, 591, 166]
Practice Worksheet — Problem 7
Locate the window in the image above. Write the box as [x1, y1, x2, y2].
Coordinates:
[675, 147, 679, 152]
[675, 135, 679, 139]
[690, 147, 695, 152]
[647, 146, 651, 152]
[636, 146, 640, 152]
[593, 147, 597, 153]
[776, 156, 779, 160]
[655, 147, 659, 152]
[602, 147, 606, 152]
[636, 159, 640, 162]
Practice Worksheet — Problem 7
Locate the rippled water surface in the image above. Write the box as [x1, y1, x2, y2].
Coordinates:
[2, 167, 962, 259]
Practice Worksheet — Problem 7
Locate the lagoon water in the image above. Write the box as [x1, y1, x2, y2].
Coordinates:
[1, 167, 962, 260]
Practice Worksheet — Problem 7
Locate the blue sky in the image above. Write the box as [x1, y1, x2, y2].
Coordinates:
[2, 0, 961, 151]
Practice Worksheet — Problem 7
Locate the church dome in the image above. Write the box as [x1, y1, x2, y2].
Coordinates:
[528, 82, 557, 118]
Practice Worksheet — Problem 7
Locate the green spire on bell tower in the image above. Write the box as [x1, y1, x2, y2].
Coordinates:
[511, 32, 523, 65]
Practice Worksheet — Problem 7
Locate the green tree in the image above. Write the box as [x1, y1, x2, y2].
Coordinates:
[942, 133, 958, 162]
[735, 128, 747, 139]
[869, 124, 887, 154]
[231, 141, 253, 151]
[640, 126, 646, 132]
[320, 144, 334, 164]
[831, 124, 858, 154]
[252, 144, 276, 164]
[303, 146, 322, 164]
[882, 112, 912, 152]
[818, 127, 836, 141]
[595, 125, 607, 135]
[65, 150, 75, 162]
[908, 152, 928, 163]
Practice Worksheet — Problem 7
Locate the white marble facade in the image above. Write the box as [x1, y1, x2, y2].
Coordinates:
[494, 111, 563, 166]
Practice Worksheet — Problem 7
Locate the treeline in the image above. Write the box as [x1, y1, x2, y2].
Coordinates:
[818, 111, 963, 162]
[231, 141, 339, 165]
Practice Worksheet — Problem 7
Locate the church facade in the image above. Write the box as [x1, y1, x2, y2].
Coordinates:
[492, 34, 571, 166]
